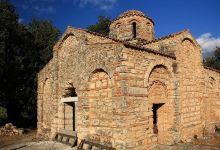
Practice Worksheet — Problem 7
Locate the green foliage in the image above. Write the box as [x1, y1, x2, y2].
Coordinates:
[204, 47, 220, 70]
[29, 19, 60, 66]
[87, 16, 111, 36]
[0, 0, 60, 127]
[0, 106, 7, 125]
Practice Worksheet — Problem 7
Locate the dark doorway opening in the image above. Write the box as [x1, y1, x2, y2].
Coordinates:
[152, 103, 164, 134]
[68, 102, 75, 131]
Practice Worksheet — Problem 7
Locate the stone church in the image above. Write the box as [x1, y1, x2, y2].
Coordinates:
[37, 10, 220, 149]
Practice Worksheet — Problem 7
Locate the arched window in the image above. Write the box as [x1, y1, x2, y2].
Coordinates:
[132, 22, 137, 38]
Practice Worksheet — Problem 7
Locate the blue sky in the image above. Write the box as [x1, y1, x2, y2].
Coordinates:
[11, 0, 220, 57]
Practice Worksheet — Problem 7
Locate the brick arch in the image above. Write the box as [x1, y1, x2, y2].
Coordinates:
[57, 33, 79, 49]
[88, 68, 110, 80]
[181, 37, 197, 47]
[86, 69, 114, 145]
[144, 61, 175, 88]
[114, 23, 121, 28]
[147, 64, 173, 104]
[181, 37, 202, 67]
[128, 19, 140, 24]
[59, 35, 79, 59]
[85, 66, 115, 82]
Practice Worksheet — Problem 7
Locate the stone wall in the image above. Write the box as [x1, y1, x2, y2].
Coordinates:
[37, 58, 59, 138]
[116, 47, 177, 149]
[144, 30, 220, 140]
[203, 68, 220, 133]
[37, 24, 220, 150]
[109, 16, 154, 41]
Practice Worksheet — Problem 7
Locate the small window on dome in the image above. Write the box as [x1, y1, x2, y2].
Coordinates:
[115, 23, 121, 28]
[132, 22, 137, 38]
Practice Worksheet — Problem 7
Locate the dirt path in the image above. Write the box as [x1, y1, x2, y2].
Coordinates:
[0, 129, 37, 148]
[1, 130, 220, 150]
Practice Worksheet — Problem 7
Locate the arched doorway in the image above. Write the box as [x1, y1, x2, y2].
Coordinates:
[147, 65, 174, 144]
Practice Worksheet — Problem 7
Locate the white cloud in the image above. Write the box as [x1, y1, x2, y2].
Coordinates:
[75, 0, 117, 10]
[197, 33, 220, 54]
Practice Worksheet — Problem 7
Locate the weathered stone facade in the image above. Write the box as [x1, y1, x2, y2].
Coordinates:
[37, 10, 220, 149]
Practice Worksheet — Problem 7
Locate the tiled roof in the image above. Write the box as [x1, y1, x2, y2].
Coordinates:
[144, 29, 188, 45]
[112, 10, 154, 25]
[204, 66, 220, 74]
[75, 28, 176, 59]
[119, 10, 145, 18]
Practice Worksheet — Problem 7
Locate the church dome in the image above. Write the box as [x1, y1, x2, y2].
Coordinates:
[115, 10, 154, 25]
[109, 10, 155, 41]
[118, 10, 146, 18]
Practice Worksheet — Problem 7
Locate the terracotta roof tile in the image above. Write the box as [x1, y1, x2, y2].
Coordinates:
[112, 10, 154, 25]
[204, 66, 220, 74]
[75, 28, 176, 59]
[144, 29, 189, 45]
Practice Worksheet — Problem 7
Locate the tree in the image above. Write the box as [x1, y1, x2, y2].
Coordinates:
[87, 16, 112, 36]
[0, 0, 22, 123]
[29, 19, 60, 67]
[204, 47, 220, 70]
[0, 0, 60, 126]
[22, 19, 60, 125]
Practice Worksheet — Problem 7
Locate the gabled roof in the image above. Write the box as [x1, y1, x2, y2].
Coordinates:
[54, 26, 176, 59]
[77, 28, 175, 59]
[145, 29, 189, 45]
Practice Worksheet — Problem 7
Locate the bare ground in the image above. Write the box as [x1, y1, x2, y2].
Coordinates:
[0, 129, 37, 148]
[0, 130, 220, 150]
[155, 132, 220, 150]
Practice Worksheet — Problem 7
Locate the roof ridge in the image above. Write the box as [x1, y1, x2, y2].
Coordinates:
[73, 27, 176, 59]
[145, 29, 189, 45]
[204, 65, 220, 74]
[112, 13, 154, 25]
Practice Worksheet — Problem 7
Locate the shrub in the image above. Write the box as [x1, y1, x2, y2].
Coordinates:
[0, 106, 7, 125]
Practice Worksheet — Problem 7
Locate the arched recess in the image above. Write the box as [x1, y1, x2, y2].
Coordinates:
[57, 33, 76, 49]
[114, 23, 121, 29]
[182, 38, 197, 47]
[181, 38, 202, 67]
[147, 64, 175, 144]
[87, 69, 113, 145]
[144, 61, 175, 88]
[85, 65, 114, 82]
[59, 35, 79, 59]
[42, 79, 52, 129]
[206, 76, 218, 125]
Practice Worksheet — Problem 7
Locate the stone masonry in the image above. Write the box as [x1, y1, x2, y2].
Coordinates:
[37, 10, 220, 149]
